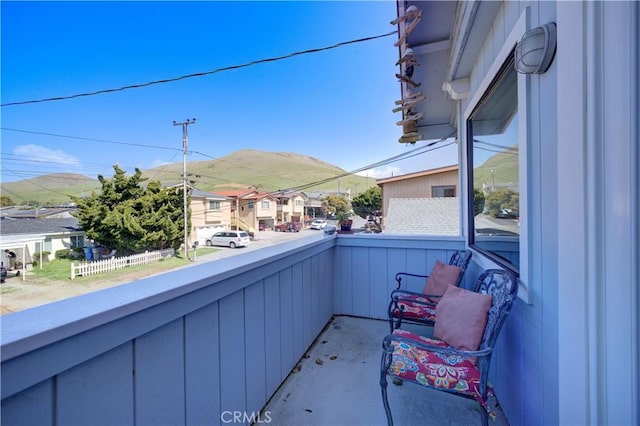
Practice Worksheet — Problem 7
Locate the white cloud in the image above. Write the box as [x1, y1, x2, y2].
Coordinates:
[356, 165, 403, 179]
[151, 159, 172, 168]
[13, 144, 81, 167]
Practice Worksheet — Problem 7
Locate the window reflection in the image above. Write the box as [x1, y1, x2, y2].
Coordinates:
[468, 54, 520, 273]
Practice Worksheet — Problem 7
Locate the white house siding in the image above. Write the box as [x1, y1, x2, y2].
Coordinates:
[459, 2, 560, 425]
[556, 2, 639, 425]
[455, 1, 638, 425]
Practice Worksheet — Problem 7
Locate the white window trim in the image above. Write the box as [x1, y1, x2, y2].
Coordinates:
[464, 8, 530, 303]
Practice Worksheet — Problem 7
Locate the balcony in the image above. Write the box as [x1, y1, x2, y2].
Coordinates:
[1, 233, 509, 425]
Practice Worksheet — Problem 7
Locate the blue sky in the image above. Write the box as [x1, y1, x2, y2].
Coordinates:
[1, 1, 458, 186]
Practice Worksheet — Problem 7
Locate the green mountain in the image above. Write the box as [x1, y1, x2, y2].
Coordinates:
[1, 149, 371, 205]
[473, 148, 519, 188]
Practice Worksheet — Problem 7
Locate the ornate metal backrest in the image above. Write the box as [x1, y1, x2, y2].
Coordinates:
[448, 249, 472, 269]
[475, 269, 518, 386]
[448, 250, 472, 286]
[477, 269, 518, 348]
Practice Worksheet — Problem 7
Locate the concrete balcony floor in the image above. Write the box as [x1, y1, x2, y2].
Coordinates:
[263, 316, 509, 426]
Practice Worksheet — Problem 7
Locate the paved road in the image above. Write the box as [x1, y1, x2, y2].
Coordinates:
[190, 218, 368, 262]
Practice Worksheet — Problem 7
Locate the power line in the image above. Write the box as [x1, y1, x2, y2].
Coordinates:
[473, 138, 518, 152]
[269, 140, 455, 194]
[1, 31, 397, 107]
[1, 140, 454, 203]
[1, 128, 180, 152]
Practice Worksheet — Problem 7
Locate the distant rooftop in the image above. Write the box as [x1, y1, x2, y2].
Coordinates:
[384, 197, 459, 235]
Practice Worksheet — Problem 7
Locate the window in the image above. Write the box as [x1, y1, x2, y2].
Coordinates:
[209, 200, 221, 211]
[247, 202, 254, 209]
[467, 52, 520, 274]
[261, 200, 269, 209]
[295, 199, 303, 207]
[44, 238, 52, 253]
[70, 235, 84, 249]
[432, 185, 456, 197]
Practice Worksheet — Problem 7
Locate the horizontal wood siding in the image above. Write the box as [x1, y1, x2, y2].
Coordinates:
[380, 169, 458, 220]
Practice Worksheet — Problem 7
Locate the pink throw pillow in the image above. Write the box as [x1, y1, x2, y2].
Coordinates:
[422, 260, 462, 297]
[434, 285, 493, 352]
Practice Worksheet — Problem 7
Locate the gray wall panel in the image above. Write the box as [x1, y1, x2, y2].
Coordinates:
[369, 248, 390, 319]
[57, 342, 133, 426]
[279, 268, 294, 376]
[1, 379, 53, 426]
[291, 263, 305, 361]
[218, 290, 246, 416]
[244, 281, 266, 417]
[302, 259, 313, 345]
[263, 274, 282, 397]
[185, 302, 221, 426]
[134, 319, 185, 426]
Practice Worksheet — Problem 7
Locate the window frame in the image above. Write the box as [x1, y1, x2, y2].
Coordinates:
[463, 9, 530, 302]
[208, 200, 221, 211]
[70, 235, 84, 249]
[432, 185, 456, 198]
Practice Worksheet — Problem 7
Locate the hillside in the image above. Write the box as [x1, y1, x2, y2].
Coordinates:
[1, 150, 370, 205]
[473, 148, 519, 188]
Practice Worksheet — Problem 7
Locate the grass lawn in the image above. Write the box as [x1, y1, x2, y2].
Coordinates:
[32, 247, 220, 283]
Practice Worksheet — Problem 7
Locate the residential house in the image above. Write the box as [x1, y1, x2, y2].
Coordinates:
[376, 165, 458, 232]
[0, 217, 84, 270]
[384, 197, 459, 235]
[215, 190, 278, 234]
[188, 189, 232, 244]
[273, 191, 306, 227]
[1, 206, 77, 219]
[1, 2, 637, 426]
[304, 189, 352, 220]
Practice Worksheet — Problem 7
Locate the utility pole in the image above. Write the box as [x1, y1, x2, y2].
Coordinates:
[173, 118, 196, 260]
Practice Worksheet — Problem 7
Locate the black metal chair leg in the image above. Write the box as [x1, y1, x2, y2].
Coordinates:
[380, 375, 393, 426]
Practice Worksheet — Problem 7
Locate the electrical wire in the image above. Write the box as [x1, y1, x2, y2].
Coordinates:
[473, 138, 518, 152]
[268, 139, 455, 194]
[1, 128, 181, 152]
[1, 31, 397, 107]
[1, 139, 454, 202]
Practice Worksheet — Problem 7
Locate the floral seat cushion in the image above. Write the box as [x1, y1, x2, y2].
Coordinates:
[386, 329, 495, 419]
[391, 294, 437, 322]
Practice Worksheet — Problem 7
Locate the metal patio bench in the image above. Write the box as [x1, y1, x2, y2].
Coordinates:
[380, 269, 518, 426]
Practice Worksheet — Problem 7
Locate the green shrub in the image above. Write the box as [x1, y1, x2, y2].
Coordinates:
[55, 249, 72, 259]
[32, 251, 51, 267]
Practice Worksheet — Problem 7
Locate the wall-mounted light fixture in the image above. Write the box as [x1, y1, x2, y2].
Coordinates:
[515, 22, 557, 74]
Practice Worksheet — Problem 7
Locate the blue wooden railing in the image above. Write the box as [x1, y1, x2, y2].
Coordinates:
[1, 234, 467, 425]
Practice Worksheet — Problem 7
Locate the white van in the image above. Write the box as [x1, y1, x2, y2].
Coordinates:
[205, 231, 250, 248]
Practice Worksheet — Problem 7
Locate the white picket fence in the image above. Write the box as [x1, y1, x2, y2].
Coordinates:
[70, 248, 175, 280]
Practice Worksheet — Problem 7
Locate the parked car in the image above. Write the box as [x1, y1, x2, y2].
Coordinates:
[310, 219, 328, 230]
[205, 231, 250, 248]
[275, 222, 302, 232]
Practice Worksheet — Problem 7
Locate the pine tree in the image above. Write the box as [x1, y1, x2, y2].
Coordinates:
[351, 186, 381, 219]
[72, 166, 188, 254]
